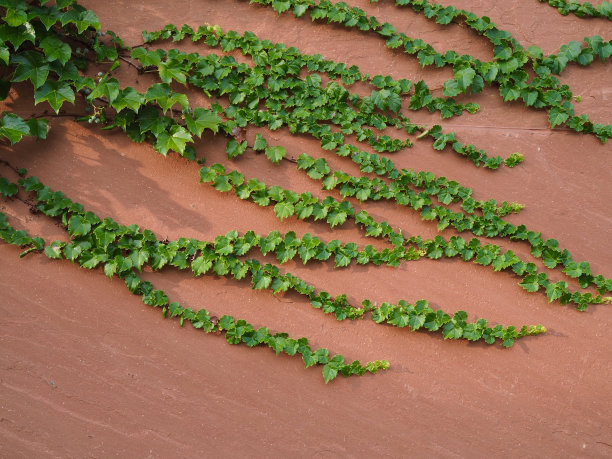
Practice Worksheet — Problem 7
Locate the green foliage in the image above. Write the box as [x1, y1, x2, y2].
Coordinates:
[1, 0, 610, 384]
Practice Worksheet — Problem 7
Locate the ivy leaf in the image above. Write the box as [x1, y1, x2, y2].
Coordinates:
[11, 50, 49, 89]
[327, 210, 347, 228]
[4, 7, 28, 27]
[519, 274, 539, 292]
[60, 7, 100, 33]
[0, 22, 36, 50]
[293, 4, 309, 16]
[455, 67, 475, 91]
[158, 59, 187, 84]
[265, 145, 286, 164]
[274, 202, 294, 220]
[67, 215, 91, 237]
[44, 241, 64, 259]
[34, 80, 74, 113]
[39, 36, 71, 65]
[0, 112, 30, 144]
[522, 89, 539, 107]
[548, 107, 570, 128]
[0, 45, 8, 65]
[546, 282, 567, 303]
[131, 47, 164, 68]
[26, 118, 48, 140]
[184, 108, 220, 137]
[191, 255, 213, 276]
[112, 87, 144, 112]
[442, 79, 461, 97]
[0, 177, 18, 197]
[272, 0, 291, 14]
[145, 83, 188, 113]
[408, 313, 426, 331]
[226, 139, 247, 158]
[302, 351, 318, 368]
[88, 76, 120, 105]
[253, 133, 267, 151]
[154, 125, 192, 156]
[322, 363, 338, 383]
[527, 45, 543, 59]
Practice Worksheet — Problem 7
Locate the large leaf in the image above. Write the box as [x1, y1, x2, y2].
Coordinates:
[34, 80, 74, 113]
[11, 50, 49, 89]
[39, 36, 71, 65]
[184, 108, 220, 137]
[154, 125, 192, 156]
[0, 22, 36, 50]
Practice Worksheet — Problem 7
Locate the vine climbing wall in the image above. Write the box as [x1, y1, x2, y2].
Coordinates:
[1, 0, 611, 456]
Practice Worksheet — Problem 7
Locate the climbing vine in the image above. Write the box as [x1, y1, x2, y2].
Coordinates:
[0, 0, 610, 382]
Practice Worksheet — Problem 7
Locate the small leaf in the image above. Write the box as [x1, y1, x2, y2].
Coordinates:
[322, 363, 338, 383]
[265, 145, 286, 164]
[253, 133, 267, 151]
[26, 118, 48, 140]
[0, 112, 30, 144]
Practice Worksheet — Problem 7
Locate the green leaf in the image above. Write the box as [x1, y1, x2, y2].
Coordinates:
[89, 76, 120, 105]
[0, 45, 8, 65]
[34, 80, 74, 114]
[253, 133, 267, 151]
[226, 139, 247, 158]
[522, 90, 539, 107]
[192, 255, 213, 276]
[60, 7, 100, 33]
[265, 145, 286, 164]
[274, 201, 294, 220]
[39, 36, 71, 65]
[154, 125, 192, 156]
[0, 22, 35, 50]
[44, 241, 63, 259]
[0, 177, 18, 197]
[11, 51, 49, 89]
[442, 79, 462, 97]
[455, 67, 475, 91]
[527, 45, 543, 59]
[548, 107, 570, 128]
[0, 112, 29, 144]
[272, 0, 291, 14]
[159, 59, 187, 84]
[322, 363, 338, 383]
[184, 108, 220, 137]
[3, 7, 27, 27]
[112, 87, 144, 112]
[519, 274, 539, 293]
[145, 83, 188, 113]
[67, 215, 91, 237]
[26, 118, 48, 140]
[546, 281, 567, 303]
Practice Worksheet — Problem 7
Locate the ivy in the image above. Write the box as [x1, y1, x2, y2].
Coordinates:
[1, 0, 611, 384]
